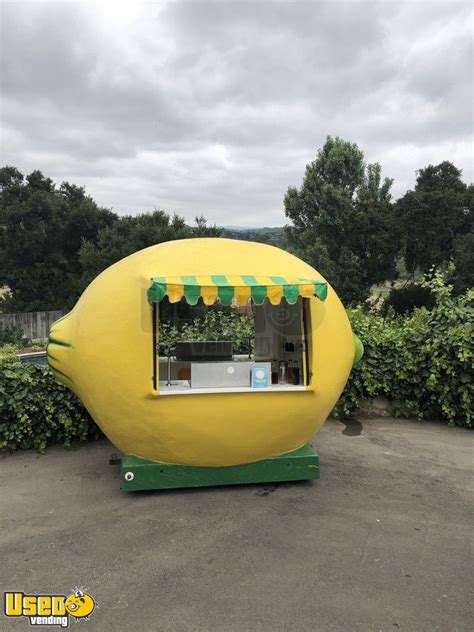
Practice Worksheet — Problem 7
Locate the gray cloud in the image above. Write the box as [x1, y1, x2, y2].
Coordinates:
[1, 1, 472, 226]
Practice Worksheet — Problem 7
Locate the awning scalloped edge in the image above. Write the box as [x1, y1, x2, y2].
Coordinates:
[147, 275, 328, 306]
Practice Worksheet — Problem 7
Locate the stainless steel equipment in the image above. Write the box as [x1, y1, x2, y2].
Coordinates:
[191, 361, 271, 388]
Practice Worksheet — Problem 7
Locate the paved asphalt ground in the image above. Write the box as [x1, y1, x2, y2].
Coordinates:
[1, 417, 472, 632]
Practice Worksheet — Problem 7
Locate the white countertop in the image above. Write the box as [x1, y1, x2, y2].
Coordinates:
[157, 381, 307, 396]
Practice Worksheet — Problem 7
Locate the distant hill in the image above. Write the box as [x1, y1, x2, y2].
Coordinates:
[221, 226, 288, 249]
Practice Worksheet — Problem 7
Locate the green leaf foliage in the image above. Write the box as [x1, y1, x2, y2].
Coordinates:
[0, 324, 26, 346]
[284, 136, 400, 304]
[0, 166, 221, 312]
[396, 162, 473, 276]
[159, 309, 255, 356]
[0, 359, 102, 451]
[79, 213, 221, 287]
[336, 275, 473, 427]
[382, 283, 435, 315]
[451, 232, 474, 295]
[0, 167, 117, 312]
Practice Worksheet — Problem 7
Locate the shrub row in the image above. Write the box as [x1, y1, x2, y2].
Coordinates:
[338, 275, 473, 427]
[0, 359, 101, 451]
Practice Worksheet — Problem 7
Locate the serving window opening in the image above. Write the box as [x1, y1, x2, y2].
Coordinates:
[148, 275, 326, 396]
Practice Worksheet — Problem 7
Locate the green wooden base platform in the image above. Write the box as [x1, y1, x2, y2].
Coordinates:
[121, 445, 319, 492]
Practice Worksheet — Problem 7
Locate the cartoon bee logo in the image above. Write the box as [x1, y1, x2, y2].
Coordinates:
[64, 590, 95, 620]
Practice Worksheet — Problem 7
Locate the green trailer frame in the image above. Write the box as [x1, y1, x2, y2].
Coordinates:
[121, 444, 319, 492]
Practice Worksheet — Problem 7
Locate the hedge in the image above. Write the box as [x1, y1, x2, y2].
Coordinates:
[336, 274, 473, 427]
[0, 273, 472, 452]
[0, 359, 101, 451]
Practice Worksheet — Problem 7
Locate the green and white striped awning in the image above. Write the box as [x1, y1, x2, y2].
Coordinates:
[147, 275, 328, 306]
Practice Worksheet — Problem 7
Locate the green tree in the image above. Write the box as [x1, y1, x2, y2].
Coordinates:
[452, 232, 474, 294]
[79, 212, 221, 285]
[284, 136, 399, 303]
[1, 167, 221, 312]
[0, 167, 116, 312]
[397, 162, 472, 276]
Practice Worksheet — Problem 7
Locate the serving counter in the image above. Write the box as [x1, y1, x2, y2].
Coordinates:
[158, 381, 307, 395]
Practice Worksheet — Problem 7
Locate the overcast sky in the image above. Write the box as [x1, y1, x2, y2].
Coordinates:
[1, 1, 473, 226]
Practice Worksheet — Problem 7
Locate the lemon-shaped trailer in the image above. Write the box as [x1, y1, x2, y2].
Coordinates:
[47, 238, 360, 491]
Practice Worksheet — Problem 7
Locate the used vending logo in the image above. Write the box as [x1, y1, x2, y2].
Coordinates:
[3, 589, 96, 627]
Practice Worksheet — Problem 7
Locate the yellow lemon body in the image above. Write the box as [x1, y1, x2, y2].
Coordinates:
[48, 238, 354, 466]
